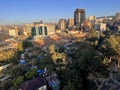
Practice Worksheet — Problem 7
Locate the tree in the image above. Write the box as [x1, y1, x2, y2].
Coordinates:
[17, 41, 24, 58]
[71, 42, 109, 89]
[17, 42, 23, 52]
[13, 76, 24, 89]
[0, 80, 12, 90]
[63, 81, 75, 90]
[100, 35, 120, 69]
[103, 57, 112, 65]
[23, 40, 33, 49]
[87, 29, 105, 48]
[49, 44, 56, 54]
[25, 68, 37, 80]
[52, 52, 67, 64]
[8, 64, 28, 77]
[100, 35, 120, 59]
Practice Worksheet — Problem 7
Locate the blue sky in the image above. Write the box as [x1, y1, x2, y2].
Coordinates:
[0, 0, 120, 25]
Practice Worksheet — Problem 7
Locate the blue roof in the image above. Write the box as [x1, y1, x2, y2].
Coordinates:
[49, 80, 56, 87]
[37, 70, 44, 74]
[20, 60, 26, 64]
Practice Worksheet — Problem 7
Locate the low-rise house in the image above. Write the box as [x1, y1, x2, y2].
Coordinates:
[94, 23, 106, 31]
[46, 74, 60, 90]
[20, 76, 47, 90]
[8, 29, 18, 37]
[19, 72, 60, 90]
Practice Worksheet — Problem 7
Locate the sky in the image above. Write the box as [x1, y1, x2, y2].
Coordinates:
[0, 0, 120, 25]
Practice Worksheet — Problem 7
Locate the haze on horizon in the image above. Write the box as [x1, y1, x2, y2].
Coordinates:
[0, 0, 120, 25]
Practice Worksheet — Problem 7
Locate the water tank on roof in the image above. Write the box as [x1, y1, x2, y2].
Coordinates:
[37, 70, 44, 74]
[20, 60, 26, 64]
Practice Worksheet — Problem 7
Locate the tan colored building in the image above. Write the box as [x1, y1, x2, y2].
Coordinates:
[46, 24, 56, 35]
[67, 18, 74, 29]
[88, 16, 96, 21]
[58, 19, 66, 30]
[81, 21, 93, 31]
[8, 29, 18, 37]
[23, 24, 34, 35]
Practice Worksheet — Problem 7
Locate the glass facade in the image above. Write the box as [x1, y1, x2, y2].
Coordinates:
[44, 26, 48, 35]
[38, 26, 42, 35]
[31, 27, 36, 36]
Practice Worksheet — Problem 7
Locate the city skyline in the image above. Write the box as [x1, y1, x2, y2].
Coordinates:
[0, 0, 120, 25]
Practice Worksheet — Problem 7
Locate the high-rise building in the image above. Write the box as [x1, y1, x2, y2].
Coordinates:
[58, 19, 66, 30]
[74, 8, 86, 29]
[88, 16, 96, 28]
[67, 18, 74, 29]
[116, 13, 120, 20]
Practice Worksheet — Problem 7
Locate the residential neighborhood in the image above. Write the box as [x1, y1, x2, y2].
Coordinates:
[0, 0, 120, 90]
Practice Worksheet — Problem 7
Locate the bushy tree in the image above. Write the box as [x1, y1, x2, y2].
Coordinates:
[23, 40, 33, 49]
[49, 44, 56, 54]
[13, 76, 24, 89]
[25, 68, 37, 80]
[17, 42, 23, 52]
[100, 35, 120, 59]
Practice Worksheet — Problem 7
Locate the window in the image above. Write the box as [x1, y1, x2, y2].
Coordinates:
[38, 26, 42, 35]
[31, 27, 36, 36]
[44, 26, 48, 35]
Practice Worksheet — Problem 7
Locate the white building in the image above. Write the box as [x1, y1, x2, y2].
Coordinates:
[88, 16, 96, 21]
[94, 23, 106, 31]
[100, 23, 106, 31]
[31, 24, 55, 39]
[9, 29, 18, 37]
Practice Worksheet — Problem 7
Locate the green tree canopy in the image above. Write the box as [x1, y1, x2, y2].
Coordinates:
[25, 68, 37, 80]
[13, 76, 24, 89]
[100, 35, 120, 59]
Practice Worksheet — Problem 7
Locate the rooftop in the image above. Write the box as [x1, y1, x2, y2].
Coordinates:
[20, 76, 47, 90]
[75, 8, 85, 13]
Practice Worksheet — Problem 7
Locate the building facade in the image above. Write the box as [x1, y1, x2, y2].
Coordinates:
[74, 8, 86, 29]
[81, 21, 93, 31]
[31, 24, 55, 39]
[24, 24, 33, 35]
[8, 29, 18, 37]
[94, 23, 106, 31]
[116, 13, 120, 20]
[67, 18, 74, 30]
[58, 19, 66, 30]
[88, 16, 96, 21]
